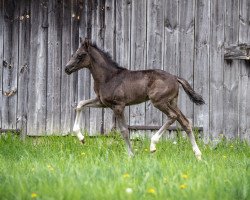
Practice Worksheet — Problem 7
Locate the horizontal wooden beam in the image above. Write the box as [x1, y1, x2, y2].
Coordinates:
[128, 125, 203, 132]
[224, 44, 250, 60]
[0, 129, 21, 134]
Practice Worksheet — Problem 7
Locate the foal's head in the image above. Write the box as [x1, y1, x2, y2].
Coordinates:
[65, 38, 91, 75]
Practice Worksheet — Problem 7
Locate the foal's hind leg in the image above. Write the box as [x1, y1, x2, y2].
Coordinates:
[168, 105, 202, 160]
[150, 101, 177, 153]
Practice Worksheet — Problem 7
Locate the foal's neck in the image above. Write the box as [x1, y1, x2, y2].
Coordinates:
[89, 48, 121, 84]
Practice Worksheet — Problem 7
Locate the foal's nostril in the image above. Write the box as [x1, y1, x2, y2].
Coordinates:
[65, 67, 70, 75]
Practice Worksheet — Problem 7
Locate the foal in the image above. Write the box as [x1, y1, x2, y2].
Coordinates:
[65, 38, 205, 160]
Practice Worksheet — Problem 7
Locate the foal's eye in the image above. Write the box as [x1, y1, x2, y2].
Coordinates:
[77, 54, 84, 59]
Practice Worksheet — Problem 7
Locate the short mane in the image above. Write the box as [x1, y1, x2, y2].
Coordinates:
[90, 42, 126, 70]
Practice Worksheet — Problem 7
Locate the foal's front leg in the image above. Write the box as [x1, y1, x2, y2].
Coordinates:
[113, 105, 134, 157]
[73, 98, 103, 143]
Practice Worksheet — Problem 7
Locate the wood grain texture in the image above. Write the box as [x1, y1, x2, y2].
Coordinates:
[47, 0, 63, 134]
[0, 0, 4, 128]
[178, 0, 194, 123]
[17, 0, 30, 137]
[61, 0, 72, 134]
[224, 44, 250, 60]
[2, 0, 15, 129]
[238, 0, 250, 141]
[223, 0, 239, 139]
[28, 0, 48, 135]
[9, 0, 19, 130]
[209, 0, 224, 140]
[194, 0, 210, 140]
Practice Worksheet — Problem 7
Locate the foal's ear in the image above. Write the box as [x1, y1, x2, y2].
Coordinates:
[83, 38, 91, 51]
[79, 37, 83, 44]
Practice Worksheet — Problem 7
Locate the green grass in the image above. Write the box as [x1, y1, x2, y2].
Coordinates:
[0, 133, 249, 200]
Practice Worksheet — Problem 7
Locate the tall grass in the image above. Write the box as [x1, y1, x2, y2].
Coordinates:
[0, 133, 249, 200]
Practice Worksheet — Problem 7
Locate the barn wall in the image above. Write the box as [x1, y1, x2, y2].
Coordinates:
[0, 0, 249, 141]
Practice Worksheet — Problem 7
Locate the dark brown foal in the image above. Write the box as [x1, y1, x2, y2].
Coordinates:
[65, 38, 205, 159]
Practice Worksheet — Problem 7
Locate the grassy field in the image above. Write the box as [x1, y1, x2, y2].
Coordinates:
[0, 133, 249, 200]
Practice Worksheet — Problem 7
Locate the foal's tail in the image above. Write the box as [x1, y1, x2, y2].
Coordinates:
[177, 77, 205, 105]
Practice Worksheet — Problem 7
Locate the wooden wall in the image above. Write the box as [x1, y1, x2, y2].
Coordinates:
[0, 0, 249, 141]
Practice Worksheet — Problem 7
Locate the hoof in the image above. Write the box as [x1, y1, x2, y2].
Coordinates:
[196, 154, 202, 161]
[150, 149, 156, 153]
[150, 143, 157, 153]
[128, 153, 135, 158]
[80, 139, 85, 144]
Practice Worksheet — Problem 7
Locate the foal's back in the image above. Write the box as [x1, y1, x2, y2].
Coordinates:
[100, 69, 179, 106]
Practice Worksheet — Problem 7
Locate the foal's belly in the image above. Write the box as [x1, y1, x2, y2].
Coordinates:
[99, 77, 149, 106]
[119, 79, 149, 105]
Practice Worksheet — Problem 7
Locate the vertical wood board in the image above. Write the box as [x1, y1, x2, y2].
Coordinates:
[194, 0, 210, 139]
[17, 0, 30, 137]
[223, 0, 239, 139]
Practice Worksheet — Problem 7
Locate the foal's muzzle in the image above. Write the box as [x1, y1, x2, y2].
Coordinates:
[65, 66, 72, 75]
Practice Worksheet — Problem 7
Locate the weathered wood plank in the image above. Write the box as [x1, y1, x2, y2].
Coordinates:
[239, 0, 250, 142]
[178, 0, 195, 126]
[164, 0, 179, 76]
[209, 0, 224, 140]
[224, 44, 250, 60]
[78, 0, 90, 133]
[89, 0, 103, 135]
[70, 0, 80, 133]
[9, 0, 19, 130]
[223, 0, 239, 139]
[146, 0, 164, 137]
[128, 125, 203, 132]
[115, 0, 131, 131]
[0, 0, 4, 128]
[28, 0, 48, 135]
[103, 0, 115, 134]
[2, 0, 15, 129]
[194, 0, 210, 140]
[17, 0, 30, 137]
[61, 0, 72, 134]
[130, 0, 147, 138]
[47, 0, 63, 134]
[162, 0, 179, 138]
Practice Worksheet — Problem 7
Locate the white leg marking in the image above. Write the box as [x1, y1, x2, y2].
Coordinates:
[150, 119, 175, 153]
[72, 98, 102, 142]
[188, 132, 202, 160]
[73, 111, 84, 141]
